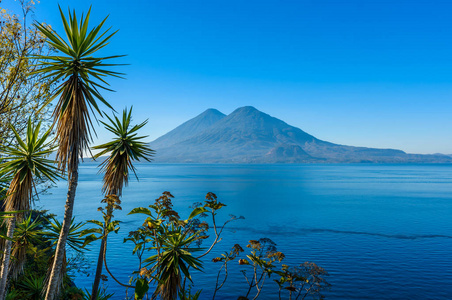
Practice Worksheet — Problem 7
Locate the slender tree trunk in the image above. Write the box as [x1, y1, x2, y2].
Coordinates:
[92, 191, 116, 299]
[0, 216, 16, 300]
[91, 235, 107, 300]
[45, 167, 78, 300]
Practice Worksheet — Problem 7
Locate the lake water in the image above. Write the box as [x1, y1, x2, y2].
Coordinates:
[40, 163, 452, 299]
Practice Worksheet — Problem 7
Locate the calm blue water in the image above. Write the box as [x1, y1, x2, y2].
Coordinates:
[39, 163, 452, 299]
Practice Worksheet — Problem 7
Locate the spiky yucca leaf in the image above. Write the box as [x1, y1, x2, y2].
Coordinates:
[34, 6, 124, 176]
[43, 217, 86, 296]
[0, 171, 10, 202]
[0, 119, 58, 300]
[45, 216, 86, 252]
[17, 275, 46, 299]
[10, 215, 45, 279]
[92, 107, 154, 196]
[0, 119, 58, 214]
[145, 225, 203, 300]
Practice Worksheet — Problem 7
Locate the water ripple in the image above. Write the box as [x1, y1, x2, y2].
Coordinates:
[228, 225, 452, 240]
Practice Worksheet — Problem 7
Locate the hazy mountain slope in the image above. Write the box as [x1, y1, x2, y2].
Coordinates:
[151, 106, 319, 162]
[265, 144, 314, 163]
[150, 108, 225, 149]
[187, 106, 318, 145]
[149, 106, 452, 163]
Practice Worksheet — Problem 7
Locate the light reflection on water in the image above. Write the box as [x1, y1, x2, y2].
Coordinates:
[40, 163, 452, 299]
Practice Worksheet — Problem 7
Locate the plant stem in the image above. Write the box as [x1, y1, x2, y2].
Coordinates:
[91, 235, 107, 300]
[103, 238, 134, 288]
[0, 216, 16, 300]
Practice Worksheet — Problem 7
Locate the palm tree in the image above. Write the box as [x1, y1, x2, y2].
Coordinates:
[34, 7, 123, 299]
[93, 107, 154, 196]
[145, 224, 203, 300]
[0, 120, 58, 300]
[89, 107, 153, 299]
[10, 214, 46, 280]
[128, 192, 206, 300]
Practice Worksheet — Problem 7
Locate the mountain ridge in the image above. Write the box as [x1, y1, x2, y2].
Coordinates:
[150, 108, 225, 149]
[149, 106, 452, 163]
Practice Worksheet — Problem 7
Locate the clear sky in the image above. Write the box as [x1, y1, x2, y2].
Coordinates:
[3, 0, 452, 154]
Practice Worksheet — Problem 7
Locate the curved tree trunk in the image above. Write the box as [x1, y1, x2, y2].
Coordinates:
[90, 235, 107, 300]
[0, 216, 16, 300]
[45, 167, 78, 300]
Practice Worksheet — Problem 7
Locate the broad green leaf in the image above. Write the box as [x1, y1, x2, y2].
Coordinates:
[188, 207, 209, 220]
[135, 278, 149, 300]
[127, 207, 152, 216]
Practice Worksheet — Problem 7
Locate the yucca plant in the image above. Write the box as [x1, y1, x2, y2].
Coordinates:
[4, 288, 20, 300]
[16, 275, 46, 300]
[44, 216, 87, 296]
[0, 119, 58, 300]
[34, 6, 123, 299]
[93, 107, 154, 196]
[89, 108, 153, 299]
[10, 215, 46, 280]
[45, 217, 86, 253]
[145, 225, 203, 300]
[82, 288, 114, 300]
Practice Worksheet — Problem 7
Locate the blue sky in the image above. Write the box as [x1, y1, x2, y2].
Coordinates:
[3, 0, 452, 153]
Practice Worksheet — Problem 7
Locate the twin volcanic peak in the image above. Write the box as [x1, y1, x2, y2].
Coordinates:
[150, 108, 226, 149]
[149, 106, 452, 163]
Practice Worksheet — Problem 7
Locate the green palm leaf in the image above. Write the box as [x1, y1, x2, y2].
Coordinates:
[33, 6, 125, 174]
[10, 214, 46, 279]
[0, 119, 58, 299]
[92, 107, 154, 196]
[45, 216, 86, 253]
[0, 119, 59, 213]
[32, 7, 124, 298]
[144, 224, 203, 300]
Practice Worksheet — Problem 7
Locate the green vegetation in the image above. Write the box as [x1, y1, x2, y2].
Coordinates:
[0, 3, 329, 300]
[0, 2, 53, 150]
[33, 5, 123, 300]
[1, 210, 87, 300]
[0, 119, 58, 299]
[87, 107, 154, 300]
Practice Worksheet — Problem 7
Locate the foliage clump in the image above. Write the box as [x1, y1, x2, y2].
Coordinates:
[0, 3, 330, 300]
[1, 210, 87, 300]
[0, 1, 53, 149]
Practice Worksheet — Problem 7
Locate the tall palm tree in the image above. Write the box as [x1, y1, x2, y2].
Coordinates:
[93, 107, 154, 196]
[0, 120, 58, 300]
[34, 7, 123, 299]
[89, 107, 153, 299]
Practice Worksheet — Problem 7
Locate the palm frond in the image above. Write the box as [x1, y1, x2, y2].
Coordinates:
[10, 214, 45, 279]
[33, 7, 124, 175]
[145, 225, 203, 300]
[0, 119, 59, 214]
[92, 107, 154, 196]
[45, 216, 86, 253]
